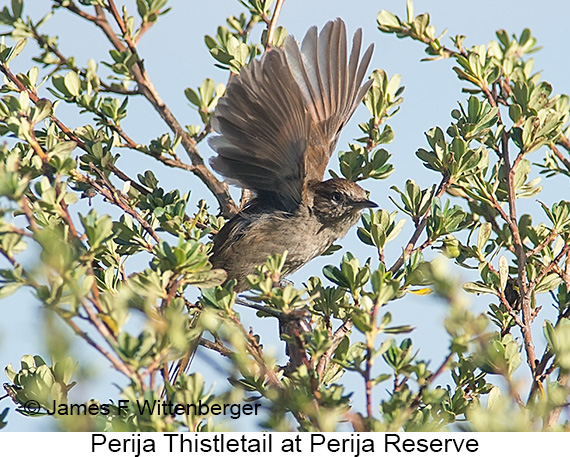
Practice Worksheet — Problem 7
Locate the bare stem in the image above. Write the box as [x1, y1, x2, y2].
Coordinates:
[389, 175, 451, 274]
[266, 0, 285, 49]
[482, 82, 537, 379]
[549, 143, 570, 173]
[60, 309, 134, 379]
[316, 321, 353, 380]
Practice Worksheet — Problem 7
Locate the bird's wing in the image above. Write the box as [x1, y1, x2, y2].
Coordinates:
[284, 19, 374, 184]
[209, 19, 374, 209]
[209, 47, 310, 210]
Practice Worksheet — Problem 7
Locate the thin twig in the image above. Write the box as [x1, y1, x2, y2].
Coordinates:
[85, 164, 161, 244]
[265, 0, 285, 49]
[549, 143, 570, 173]
[58, 3, 237, 217]
[29, 21, 139, 95]
[482, 81, 536, 377]
[389, 175, 451, 274]
[365, 303, 380, 417]
[316, 320, 353, 380]
[60, 309, 134, 379]
[530, 244, 570, 292]
[557, 135, 570, 154]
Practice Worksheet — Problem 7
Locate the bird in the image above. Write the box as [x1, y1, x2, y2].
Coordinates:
[209, 18, 376, 292]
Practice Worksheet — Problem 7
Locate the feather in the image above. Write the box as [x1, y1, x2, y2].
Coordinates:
[209, 18, 374, 210]
[283, 19, 374, 182]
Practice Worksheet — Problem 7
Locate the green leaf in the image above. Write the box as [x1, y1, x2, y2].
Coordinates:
[463, 281, 496, 295]
[6, 38, 26, 63]
[477, 222, 492, 254]
[377, 10, 401, 29]
[509, 104, 522, 123]
[32, 98, 52, 124]
[64, 71, 81, 97]
[499, 256, 508, 292]
[0, 282, 21, 298]
[406, 0, 414, 23]
[543, 320, 556, 349]
[535, 273, 562, 294]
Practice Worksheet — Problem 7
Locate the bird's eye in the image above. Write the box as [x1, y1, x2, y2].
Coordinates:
[331, 191, 342, 203]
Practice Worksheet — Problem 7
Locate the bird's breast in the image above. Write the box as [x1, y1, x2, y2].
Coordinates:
[252, 209, 337, 271]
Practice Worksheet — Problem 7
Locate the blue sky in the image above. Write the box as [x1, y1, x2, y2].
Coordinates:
[2, 0, 570, 431]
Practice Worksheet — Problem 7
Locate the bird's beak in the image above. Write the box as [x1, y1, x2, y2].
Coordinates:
[351, 199, 378, 209]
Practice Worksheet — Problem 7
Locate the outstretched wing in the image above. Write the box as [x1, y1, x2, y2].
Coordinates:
[284, 19, 374, 183]
[209, 19, 374, 210]
[209, 48, 310, 210]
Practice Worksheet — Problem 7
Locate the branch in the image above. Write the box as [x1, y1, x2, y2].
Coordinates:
[14, 189, 140, 383]
[29, 21, 139, 95]
[530, 244, 570, 292]
[73, 165, 159, 247]
[0, 62, 81, 146]
[58, 2, 237, 217]
[549, 143, 570, 174]
[0, 61, 149, 196]
[109, 121, 207, 177]
[557, 135, 570, 155]
[389, 175, 451, 274]
[526, 230, 558, 258]
[265, 0, 285, 49]
[529, 299, 570, 402]
[481, 83, 537, 377]
[545, 371, 569, 429]
[316, 321, 353, 380]
[364, 303, 380, 417]
[59, 308, 135, 380]
[397, 353, 454, 423]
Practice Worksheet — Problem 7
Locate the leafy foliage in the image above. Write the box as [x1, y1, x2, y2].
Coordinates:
[1, 0, 570, 432]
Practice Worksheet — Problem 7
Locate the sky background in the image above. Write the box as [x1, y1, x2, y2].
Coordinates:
[2, 0, 570, 431]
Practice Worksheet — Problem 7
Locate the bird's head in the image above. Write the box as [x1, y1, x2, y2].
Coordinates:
[309, 178, 377, 228]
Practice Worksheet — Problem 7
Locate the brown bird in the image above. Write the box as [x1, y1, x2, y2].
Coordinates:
[209, 18, 376, 291]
